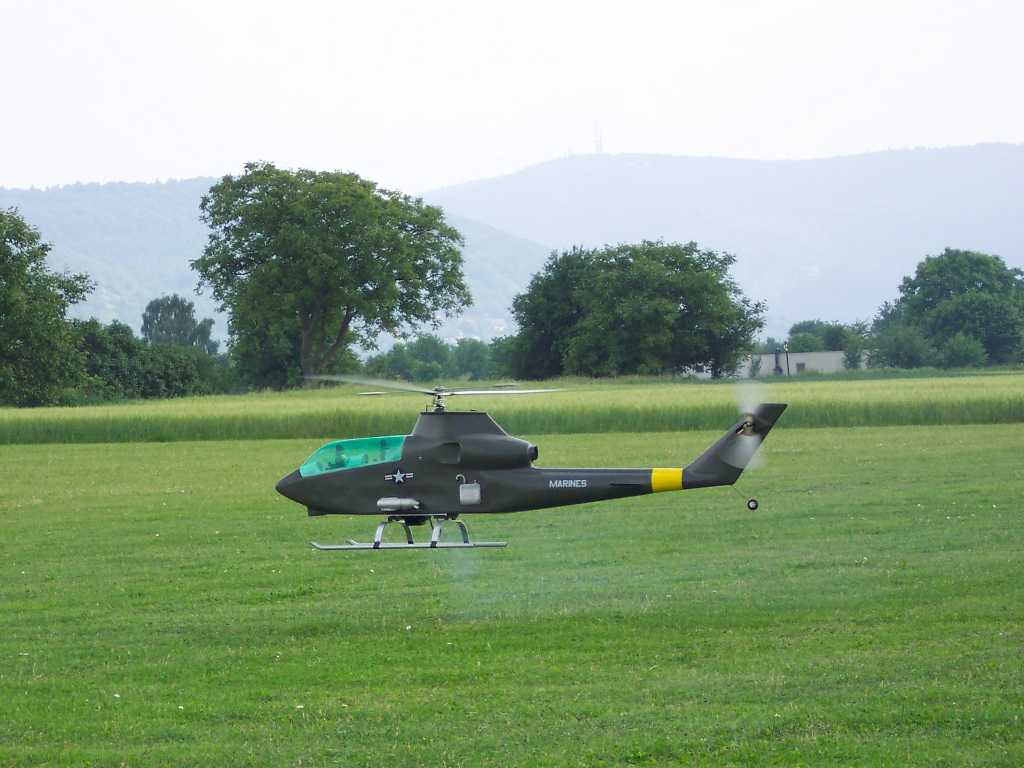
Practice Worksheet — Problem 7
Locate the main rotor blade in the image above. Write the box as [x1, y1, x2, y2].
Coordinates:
[444, 388, 562, 396]
[305, 374, 436, 395]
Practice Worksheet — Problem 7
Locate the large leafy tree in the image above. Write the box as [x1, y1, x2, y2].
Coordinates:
[192, 162, 470, 385]
[510, 248, 591, 378]
[888, 248, 1024, 363]
[0, 209, 92, 405]
[141, 293, 219, 354]
[511, 241, 764, 378]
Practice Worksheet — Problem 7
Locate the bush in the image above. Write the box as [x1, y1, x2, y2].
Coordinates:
[870, 325, 935, 368]
[937, 333, 987, 369]
[843, 334, 865, 370]
[70, 318, 237, 401]
[787, 332, 824, 352]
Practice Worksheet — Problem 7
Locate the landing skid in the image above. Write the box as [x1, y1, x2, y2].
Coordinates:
[311, 515, 507, 551]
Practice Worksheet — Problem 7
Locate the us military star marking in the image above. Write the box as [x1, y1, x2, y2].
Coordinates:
[385, 468, 414, 484]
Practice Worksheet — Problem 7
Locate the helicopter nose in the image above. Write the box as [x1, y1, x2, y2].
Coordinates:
[275, 469, 305, 503]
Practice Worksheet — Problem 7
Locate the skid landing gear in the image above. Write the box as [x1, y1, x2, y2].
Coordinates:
[311, 514, 507, 551]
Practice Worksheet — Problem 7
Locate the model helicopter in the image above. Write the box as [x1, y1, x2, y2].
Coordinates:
[275, 376, 787, 550]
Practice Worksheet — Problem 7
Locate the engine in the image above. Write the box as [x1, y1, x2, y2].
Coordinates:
[442, 434, 538, 469]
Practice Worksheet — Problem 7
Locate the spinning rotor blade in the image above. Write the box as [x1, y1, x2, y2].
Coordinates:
[735, 378, 767, 418]
[726, 379, 771, 471]
[720, 431, 764, 469]
[444, 388, 562, 396]
[306, 374, 561, 398]
[305, 374, 436, 395]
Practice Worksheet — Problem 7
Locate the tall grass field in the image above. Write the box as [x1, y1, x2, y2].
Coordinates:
[1, 370, 1022, 444]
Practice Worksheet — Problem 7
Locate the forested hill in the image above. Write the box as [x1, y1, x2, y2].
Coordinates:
[1, 178, 216, 332]
[427, 144, 1024, 335]
[0, 180, 551, 342]
[4, 144, 1021, 343]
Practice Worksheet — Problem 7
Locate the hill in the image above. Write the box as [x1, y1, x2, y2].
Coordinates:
[0, 180, 551, 343]
[4, 145, 1021, 342]
[427, 144, 1024, 335]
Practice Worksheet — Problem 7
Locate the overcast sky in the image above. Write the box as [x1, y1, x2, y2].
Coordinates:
[2, 0, 1022, 192]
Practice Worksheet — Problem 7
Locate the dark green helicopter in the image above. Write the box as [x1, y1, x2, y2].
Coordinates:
[275, 377, 786, 550]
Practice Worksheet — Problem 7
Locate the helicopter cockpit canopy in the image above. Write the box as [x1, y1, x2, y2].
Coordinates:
[299, 435, 406, 478]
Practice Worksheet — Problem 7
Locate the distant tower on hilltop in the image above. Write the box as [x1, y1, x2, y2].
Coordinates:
[594, 123, 604, 155]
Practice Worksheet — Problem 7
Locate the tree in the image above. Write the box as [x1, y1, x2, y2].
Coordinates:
[488, 335, 526, 379]
[75, 319, 143, 400]
[870, 325, 934, 369]
[889, 249, 1024, 363]
[785, 320, 847, 351]
[937, 332, 987, 369]
[365, 333, 456, 383]
[787, 332, 824, 353]
[452, 338, 492, 380]
[72, 318, 235, 401]
[788, 320, 830, 338]
[193, 162, 470, 386]
[925, 292, 1020, 363]
[509, 241, 763, 378]
[403, 334, 453, 382]
[754, 336, 782, 354]
[0, 209, 92, 406]
[822, 323, 849, 352]
[510, 248, 591, 379]
[141, 293, 219, 354]
[843, 321, 869, 369]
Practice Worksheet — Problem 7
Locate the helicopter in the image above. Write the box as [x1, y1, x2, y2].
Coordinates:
[275, 376, 787, 550]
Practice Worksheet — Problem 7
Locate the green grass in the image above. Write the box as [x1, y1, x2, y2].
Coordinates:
[2, 370, 1023, 444]
[1, 424, 1022, 766]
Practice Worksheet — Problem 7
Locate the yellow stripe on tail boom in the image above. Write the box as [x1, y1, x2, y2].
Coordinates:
[650, 468, 684, 493]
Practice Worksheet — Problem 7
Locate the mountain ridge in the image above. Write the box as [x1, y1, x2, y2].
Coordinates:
[426, 143, 1024, 335]
[0, 179, 551, 343]
[3, 144, 1021, 342]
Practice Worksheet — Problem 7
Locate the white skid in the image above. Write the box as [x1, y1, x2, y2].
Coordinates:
[310, 515, 506, 551]
[311, 540, 507, 551]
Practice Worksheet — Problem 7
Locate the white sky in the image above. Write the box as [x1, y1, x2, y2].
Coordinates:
[2, 0, 1022, 192]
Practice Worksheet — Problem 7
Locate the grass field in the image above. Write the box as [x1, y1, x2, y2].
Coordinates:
[1, 370, 1023, 444]
[2, 422, 1022, 766]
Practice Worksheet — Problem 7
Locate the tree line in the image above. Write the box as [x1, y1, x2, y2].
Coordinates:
[766, 249, 1024, 370]
[3, 162, 1022, 407]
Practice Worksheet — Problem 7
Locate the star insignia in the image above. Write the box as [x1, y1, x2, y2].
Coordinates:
[385, 468, 414, 485]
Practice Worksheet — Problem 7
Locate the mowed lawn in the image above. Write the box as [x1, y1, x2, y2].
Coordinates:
[1, 425, 1022, 766]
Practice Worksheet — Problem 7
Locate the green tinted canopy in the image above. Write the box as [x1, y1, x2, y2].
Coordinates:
[299, 435, 406, 478]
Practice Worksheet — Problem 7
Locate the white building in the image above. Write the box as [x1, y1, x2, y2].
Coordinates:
[738, 350, 850, 378]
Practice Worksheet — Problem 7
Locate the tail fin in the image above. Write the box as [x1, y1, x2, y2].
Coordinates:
[684, 403, 787, 489]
